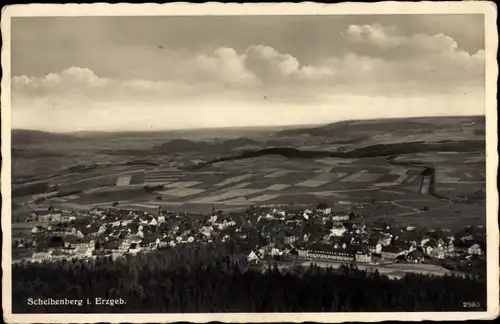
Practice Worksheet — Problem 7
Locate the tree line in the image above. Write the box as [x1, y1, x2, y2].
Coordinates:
[12, 242, 486, 313]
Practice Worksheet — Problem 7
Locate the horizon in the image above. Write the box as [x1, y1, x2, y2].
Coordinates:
[11, 114, 485, 135]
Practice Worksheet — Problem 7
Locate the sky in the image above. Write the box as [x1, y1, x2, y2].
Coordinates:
[10, 14, 485, 132]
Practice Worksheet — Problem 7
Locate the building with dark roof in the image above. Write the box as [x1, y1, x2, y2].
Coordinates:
[297, 244, 354, 262]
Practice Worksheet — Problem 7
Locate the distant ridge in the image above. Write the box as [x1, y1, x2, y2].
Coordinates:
[12, 115, 484, 135]
[276, 116, 485, 137]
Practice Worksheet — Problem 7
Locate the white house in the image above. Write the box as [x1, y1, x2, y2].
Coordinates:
[247, 251, 260, 263]
[378, 235, 392, 247]
[97, 225, 107, 236]
[330, 225, 347, 237]
[355, 252, 372, 263]
[429, 247, 445, 259]
[31, 251, 52, 263]
[275, 210, 286, 219]
[270, 247, 282, 257]
[74, 246, 94, 259]
[369, 243, 382, 254]
[74, 240, 95, 250]
[119, 236, 142, 252]
[128, 243, 141, 255]
[420, 237, 431, 248]
[76, 230, 85, 239]
[322, 208, 332, 215]
[200, 226, 213, 237]
[468, 244, 483, 255]
[31, 226, 44, 234]
[331, 214, 350, 221]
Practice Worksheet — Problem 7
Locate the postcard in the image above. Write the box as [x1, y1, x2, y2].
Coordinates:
[1, 2, 499, 323]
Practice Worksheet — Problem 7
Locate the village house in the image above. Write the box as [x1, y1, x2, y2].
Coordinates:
[200, 225, 213, 237]
[381, 245, 406, 260]
[378, 234, 393, 247]
[73, 239, 96, 250]
[423, 239, 445, 256]
[31, 251, 53, 263]
[208, 214, 219, 224]
[429, 246, 445, 259]
[350, 222, 366, 234]
[368, 238, 383, 254]
[128, 242, 142, 255]
[74, 245, 94, 259]
[329, 224, 347, 237]
[420, 236, 432, 248]
[31, 225, 45, 234]
[354, 250, 372, 263]
[332, 241, 348, 250]
[270, 247, 283, 257]
[89, 208, 106, 217]
[35, 210, 63, 223]
[442, 237, 455, 253]
[119, 235, 142, 252]
[297, 244, 354, 262]
[95, 224, 107, 236]
[302, 209, 313, 220]
[271, 208, 286, 219]
[50, 249, 69, 261]
[393, 240, 416, 253]
[350, 234, 368, 245]
[247, 250, 261, 264]
[212, 218, 236, 231]
[321, 207, 332, 215]
[284, 232, 299, 244]
[406, 249, 425, 263]
[468, 243, 483, 255]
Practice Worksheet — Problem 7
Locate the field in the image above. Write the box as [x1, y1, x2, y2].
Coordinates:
[11, 116, 487, 230]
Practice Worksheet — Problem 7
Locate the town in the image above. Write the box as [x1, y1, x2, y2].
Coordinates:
[13, 202, 486, 280]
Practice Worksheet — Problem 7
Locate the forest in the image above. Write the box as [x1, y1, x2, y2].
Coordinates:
[12, 241, 486, 313]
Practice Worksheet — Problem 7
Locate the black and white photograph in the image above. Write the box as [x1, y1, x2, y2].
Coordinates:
[1, 2, 498, 322]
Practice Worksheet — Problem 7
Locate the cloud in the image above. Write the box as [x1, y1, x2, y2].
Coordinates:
[11, 25, 485, 131]
[342, 23, 483, 58]
[12, 22, 484, 101]
[337, 23, 485, 90]
[343, 24, 402, 49]
[194, 47, 260, 87]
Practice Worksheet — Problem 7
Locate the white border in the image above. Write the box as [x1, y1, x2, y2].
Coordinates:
[1, 2, 499, 323]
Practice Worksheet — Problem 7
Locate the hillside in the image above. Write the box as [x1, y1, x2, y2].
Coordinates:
[276, 116, 485, 138]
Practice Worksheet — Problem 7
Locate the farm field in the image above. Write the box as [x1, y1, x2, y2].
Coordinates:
[11, 116, 487, 229]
